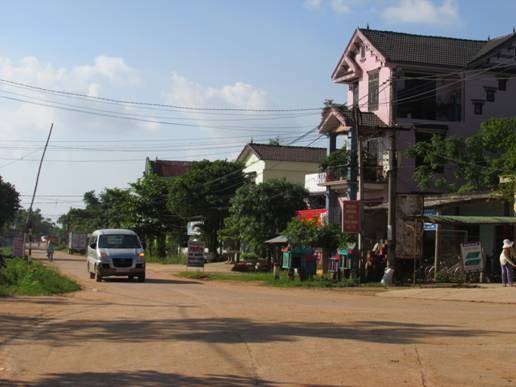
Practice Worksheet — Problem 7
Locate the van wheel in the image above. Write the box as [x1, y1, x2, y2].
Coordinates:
[95, 268, 102, 282]
[137, 274, 145, 283]
[128, 275, 135, 280]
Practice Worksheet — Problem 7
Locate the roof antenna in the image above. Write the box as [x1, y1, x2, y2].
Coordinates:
[250, 138, 253, 144]
[513, 26, 515, 33]
[487, 35, 490, 40]
[367, 23, 370, 30]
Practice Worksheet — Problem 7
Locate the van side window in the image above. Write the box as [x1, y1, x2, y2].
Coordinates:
[89, 236, 97, 249]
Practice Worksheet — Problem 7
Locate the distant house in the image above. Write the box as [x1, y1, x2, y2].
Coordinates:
[236, 143, 326, 187]
[144, 158, 193, 178]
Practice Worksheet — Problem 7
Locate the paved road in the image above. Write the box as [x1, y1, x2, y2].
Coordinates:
[1, 249, 516, 386]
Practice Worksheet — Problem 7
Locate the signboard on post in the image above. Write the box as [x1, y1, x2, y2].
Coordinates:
[341, 200, 361, 233]
[187, 240, 205, 268]
[395, 194, 423, 259]
[12, 237, 24, 257]
[187, 221, 203, 236]
[423, 209, 437, 231]
[460, 242, 483, 273]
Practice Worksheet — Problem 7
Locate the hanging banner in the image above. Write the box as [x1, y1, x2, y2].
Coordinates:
[187, 240, 205, 268]
[341, 200, 361, 233]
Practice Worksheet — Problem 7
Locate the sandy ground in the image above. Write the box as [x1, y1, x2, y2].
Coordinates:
[1, 249, 516, 386]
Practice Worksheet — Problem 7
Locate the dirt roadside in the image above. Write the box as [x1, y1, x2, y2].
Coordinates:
[1, 249, 516, 386]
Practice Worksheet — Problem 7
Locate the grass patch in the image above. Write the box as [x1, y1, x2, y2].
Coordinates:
[177, 271, 383, 289]
[145, 255, 187, 265]
[0, 258, 80, 296]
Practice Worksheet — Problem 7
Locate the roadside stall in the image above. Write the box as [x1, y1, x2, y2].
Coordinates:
[281, 246, 316, 280]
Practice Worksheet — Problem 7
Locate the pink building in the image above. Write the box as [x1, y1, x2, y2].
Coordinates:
[319, 28, 516, 224]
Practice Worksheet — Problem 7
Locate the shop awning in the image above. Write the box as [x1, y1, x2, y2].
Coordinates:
[414, 215, 516, 225]
[264, 235, 288, 244]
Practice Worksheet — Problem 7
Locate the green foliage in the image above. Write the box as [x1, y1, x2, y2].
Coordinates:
[168, 160, 247, 253]
[408, 117, 516, 195]
[283, 218, 319, 247]
[58, 188, 134, 233]
[12, 208, 56, 236]
[0, 175, 20, 231]
[268, 137, 281, 145]
[283, 218, 354, 250]
[132, 173, 183, 257]
[0, 258, 80, 296]
[221, 179, 307, 254]
[240, 252, 258, 261]
[320, 148, 350, 173]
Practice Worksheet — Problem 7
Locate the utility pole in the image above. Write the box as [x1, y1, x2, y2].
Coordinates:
[25, 123, 54, 262]
[352, 107, 364, 254]
[433, 208, 441, 281]
[387, 128, 397, 269]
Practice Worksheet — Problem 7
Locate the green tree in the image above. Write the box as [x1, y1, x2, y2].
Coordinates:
[131, 173, 181, 258]
[14, 208, 55, 237]
[222, 179, 307, 255]
[168, 160, 247, 254]
[408, 117, 516, 195]
[99, 188, 133, 229]
[0, 176, 20, 231]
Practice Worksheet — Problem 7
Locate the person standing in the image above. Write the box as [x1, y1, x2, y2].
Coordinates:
[47, 239, 55, 261]
[500, 239, 515, 287]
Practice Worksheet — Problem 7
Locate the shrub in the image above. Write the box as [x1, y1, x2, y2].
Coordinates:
[0, 258, 80, 296]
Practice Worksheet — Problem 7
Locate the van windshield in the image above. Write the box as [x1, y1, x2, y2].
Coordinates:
[98, 234, 141, 249]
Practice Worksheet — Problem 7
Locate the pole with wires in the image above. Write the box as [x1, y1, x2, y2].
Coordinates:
[25, 123, 54, 262]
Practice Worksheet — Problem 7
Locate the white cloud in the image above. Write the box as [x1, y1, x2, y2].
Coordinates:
[304, 0, 369, 13]
[330, 0, 352, 13]
[0, 54, 145, 138]
[304, 0, 323, 10]
[163, 71, 267, 116]
[383, 0, 458, 25]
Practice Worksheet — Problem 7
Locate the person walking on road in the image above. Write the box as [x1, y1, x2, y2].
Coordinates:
[47, 240, 55, 261]
[500, 239, 515, 287]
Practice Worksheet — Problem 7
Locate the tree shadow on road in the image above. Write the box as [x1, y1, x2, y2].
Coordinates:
[0, 371, 344, 387]
[0, 313, 507, 347]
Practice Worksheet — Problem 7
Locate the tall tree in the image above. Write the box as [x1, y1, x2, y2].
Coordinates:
[14, 208, 55, 237]
[131, 173, 181, 257]
[0, 176, 20, 231]
[409, 117, 516, 196]
[222, 179, 307, 255]
[168, 160, 247, 254]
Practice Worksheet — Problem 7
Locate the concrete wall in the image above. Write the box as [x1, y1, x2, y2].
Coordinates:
[346, 44, 392, 125]
[242, 153, 266, 184]
[262, 160, 321, 187]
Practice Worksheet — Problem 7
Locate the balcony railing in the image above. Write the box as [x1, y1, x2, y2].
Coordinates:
[318, 165, 385, 185]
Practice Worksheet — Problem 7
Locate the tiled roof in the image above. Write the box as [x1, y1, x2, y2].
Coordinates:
[148, 159, 193, 177]
[468, 32, 516, 64]
[359, 29, 486, 68]
[322, 104, 387, 129]
[239, 143, 326, 163]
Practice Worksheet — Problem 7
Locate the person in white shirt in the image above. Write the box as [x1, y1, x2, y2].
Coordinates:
[500, 239, 516, 287]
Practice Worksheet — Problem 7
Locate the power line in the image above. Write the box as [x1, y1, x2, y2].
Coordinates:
[0, 77, 324, 112]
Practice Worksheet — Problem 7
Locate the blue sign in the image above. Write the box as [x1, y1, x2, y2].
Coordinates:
[424, 209, 437, 231]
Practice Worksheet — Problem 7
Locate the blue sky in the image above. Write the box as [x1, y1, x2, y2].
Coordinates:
[0, 0, 514, 221]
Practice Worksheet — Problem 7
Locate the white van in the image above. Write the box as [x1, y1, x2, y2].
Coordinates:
[86, 229, 145, 282]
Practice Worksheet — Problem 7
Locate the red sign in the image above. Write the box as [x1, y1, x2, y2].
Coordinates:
[342, 201, 361, 233]
[296, 209, 327, 226]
